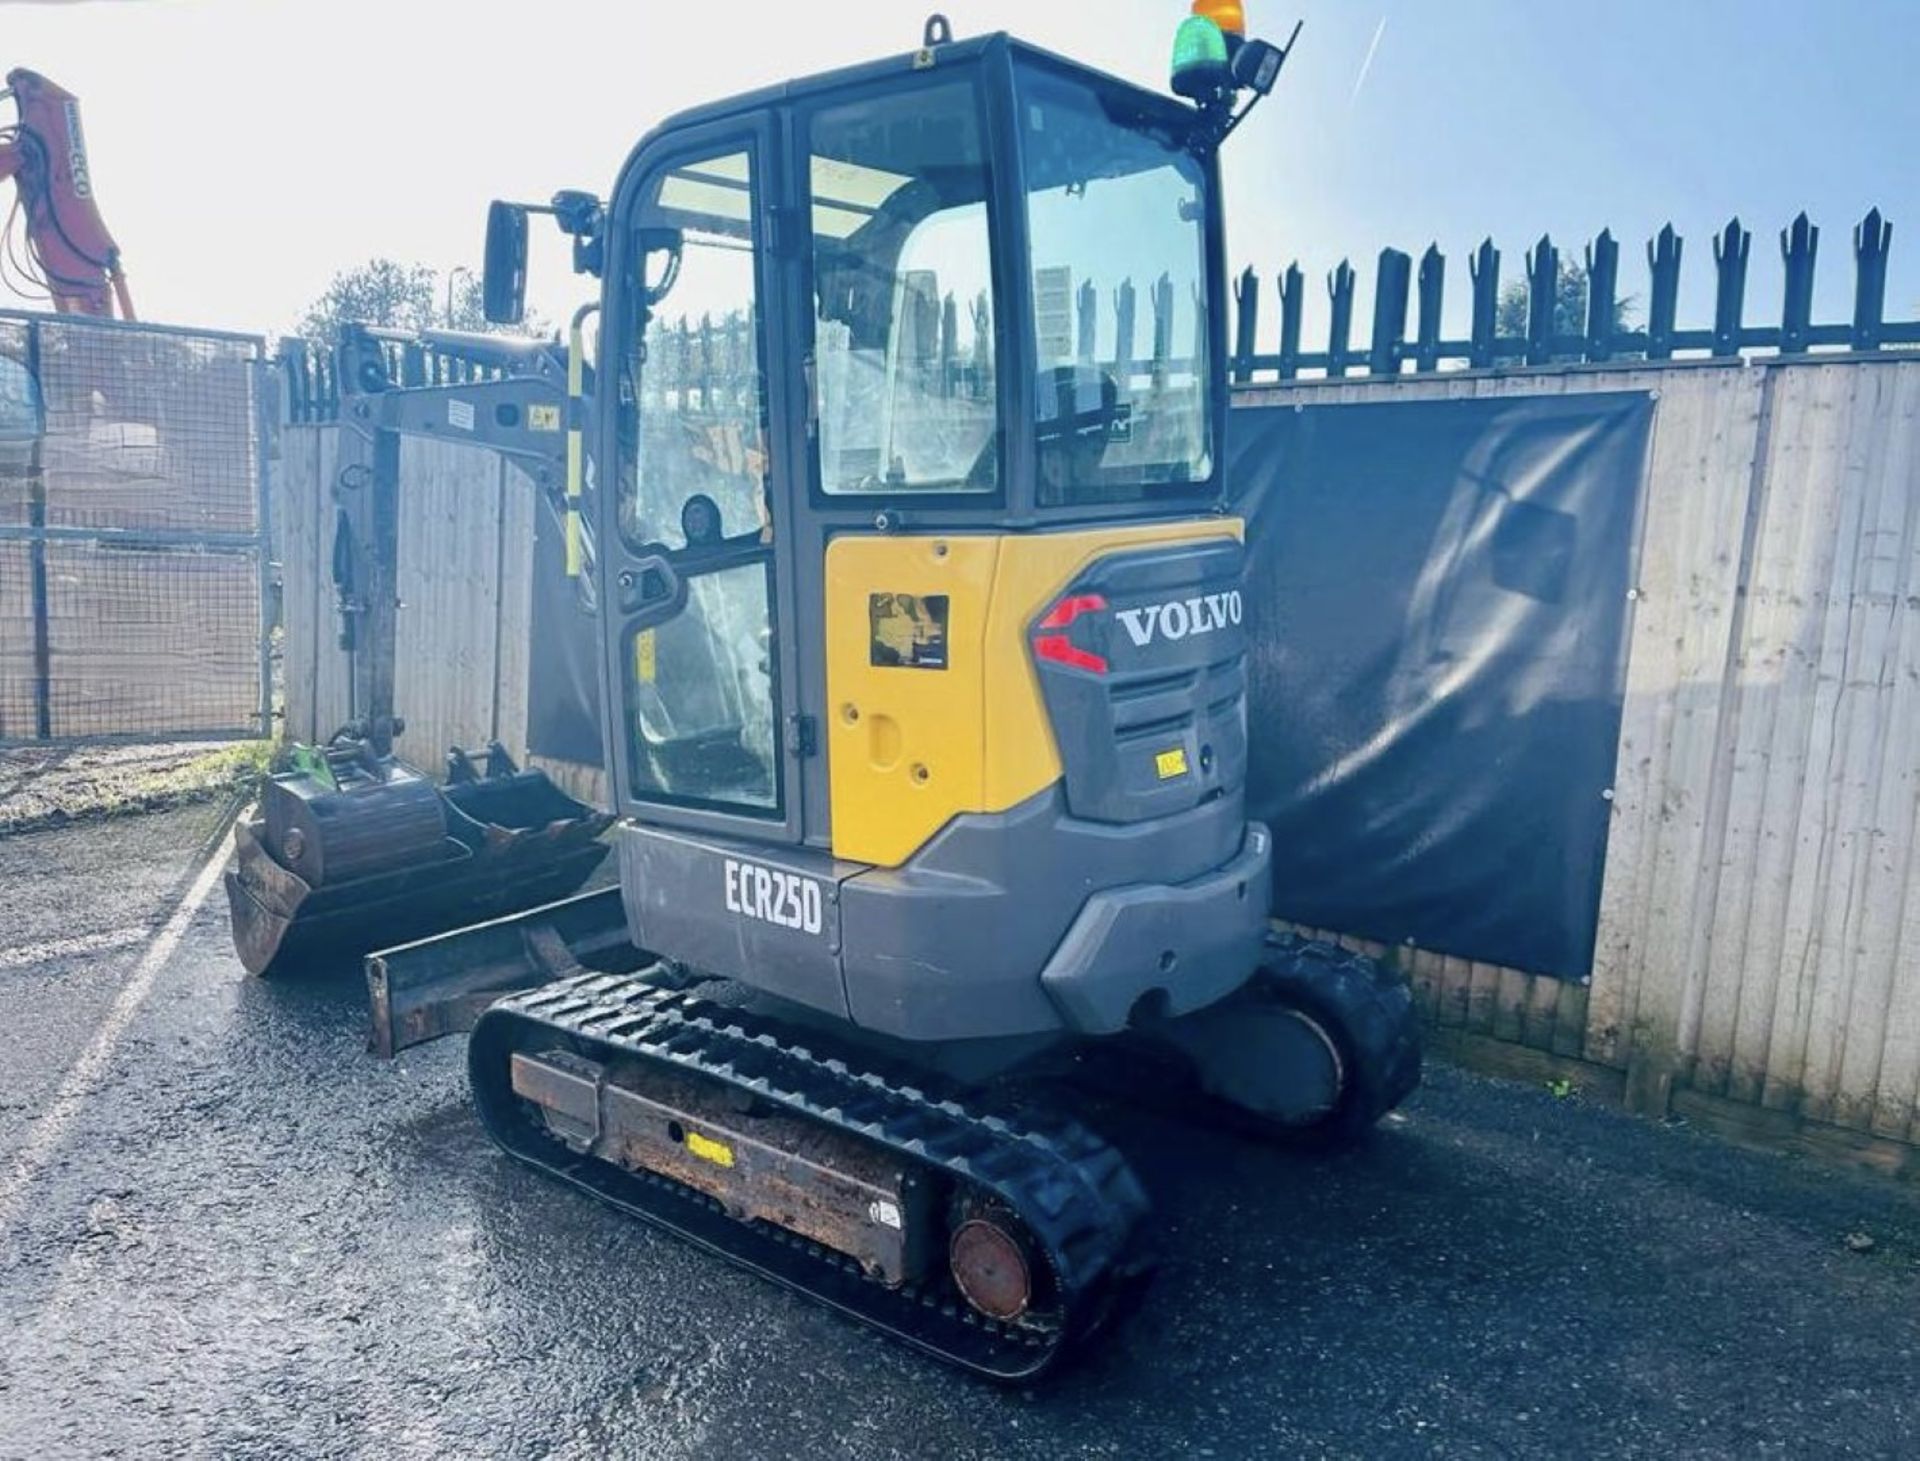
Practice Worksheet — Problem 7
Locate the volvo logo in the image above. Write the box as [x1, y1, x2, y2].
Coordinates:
[1115, 591, 1243, 648]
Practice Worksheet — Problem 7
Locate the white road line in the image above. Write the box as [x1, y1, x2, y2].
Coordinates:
[0, 833, 232, 1246]
[0, 925, 149, 972]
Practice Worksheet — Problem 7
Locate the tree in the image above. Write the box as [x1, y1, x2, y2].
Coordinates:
[1495, 257, 1637, 353]
[295, 258, 547, 341]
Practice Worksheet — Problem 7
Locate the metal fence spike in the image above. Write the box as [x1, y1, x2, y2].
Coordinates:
[1415, 244, 1445, 373]
[1526, 234, 1558, 366]
[1646, 224, 1683, 361]
[1277, 262, 1304, 380]
[1586, 229, 1619, 362]
[1852, 207, 1892, 351]
[1232, 265, 1259, 382]
[1327, 260, 1356, 378]
[1711, 218, 1751, 357]
[1779, 212, 1819, 355]
[1113, 277, 1136, 380]
[1469, 238, 1500, 369]
[1369, 248, 1412, 376]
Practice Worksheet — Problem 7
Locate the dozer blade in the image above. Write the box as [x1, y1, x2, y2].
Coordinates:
[365, 886, 645, 1058]
[223, 749, 614, 978]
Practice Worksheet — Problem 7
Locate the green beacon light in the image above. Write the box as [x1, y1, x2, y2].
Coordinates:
[1170, 14, 1232, 100]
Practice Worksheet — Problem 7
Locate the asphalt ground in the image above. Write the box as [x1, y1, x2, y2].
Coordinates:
[2, 805, 1918, 1459]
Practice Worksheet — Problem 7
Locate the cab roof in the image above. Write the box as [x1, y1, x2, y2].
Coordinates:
[640, 30, 1193, 147]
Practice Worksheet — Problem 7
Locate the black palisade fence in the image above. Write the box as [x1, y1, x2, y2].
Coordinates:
[280, 207, 1916, 417]
[280, 335, 514, 424]
[1230, 207, 1917, 382]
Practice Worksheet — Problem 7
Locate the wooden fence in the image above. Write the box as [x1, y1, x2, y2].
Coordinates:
[277, 429, 535, 765]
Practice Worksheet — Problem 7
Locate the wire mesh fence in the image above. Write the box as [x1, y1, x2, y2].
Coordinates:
[0, 538, 33, 736]
[35, 321, 260, 535]
[0, 309, 269, 742]
[0, 316, 33, 531]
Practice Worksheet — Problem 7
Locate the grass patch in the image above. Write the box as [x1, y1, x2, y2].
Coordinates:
[0, 739, 273, 837]
[129, 740, 274, 804]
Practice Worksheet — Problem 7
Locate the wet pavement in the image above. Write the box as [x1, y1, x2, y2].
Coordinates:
[2, 806, 1918, 1459]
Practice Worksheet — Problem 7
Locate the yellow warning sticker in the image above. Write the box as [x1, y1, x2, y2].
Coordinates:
[685, 1130, 735, 1168]
[634, 629, 657, 684]
[1155, 747, 1190, 780]
[528, 403, 562, 432]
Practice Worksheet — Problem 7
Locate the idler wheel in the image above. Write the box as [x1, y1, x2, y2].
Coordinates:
[949, 1214, 1034, 1321]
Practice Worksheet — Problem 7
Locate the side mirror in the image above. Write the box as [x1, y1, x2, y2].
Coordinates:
[483, 201, 529, 325]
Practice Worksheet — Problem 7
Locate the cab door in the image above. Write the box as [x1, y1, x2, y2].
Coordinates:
[598, 114, 805, 844]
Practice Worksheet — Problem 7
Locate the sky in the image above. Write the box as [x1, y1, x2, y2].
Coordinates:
[4, 0, 1916, 347]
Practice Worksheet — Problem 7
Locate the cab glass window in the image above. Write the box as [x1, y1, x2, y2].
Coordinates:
[613, 142, 782, 817]
[1019, 67, 1214, 505]
[807, 82, 999, 496]
[619, 149, 771, 552]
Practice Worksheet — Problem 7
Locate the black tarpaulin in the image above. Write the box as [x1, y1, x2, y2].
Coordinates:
[1227, 391, 1654, 981]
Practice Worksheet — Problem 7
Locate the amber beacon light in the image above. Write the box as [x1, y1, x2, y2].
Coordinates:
[1191, 0, 1247, 36]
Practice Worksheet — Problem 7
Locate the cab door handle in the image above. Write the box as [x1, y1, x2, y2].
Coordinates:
[617, 554, 685, 626]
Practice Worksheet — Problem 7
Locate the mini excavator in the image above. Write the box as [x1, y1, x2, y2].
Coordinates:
[231, 6, 1422, 1379]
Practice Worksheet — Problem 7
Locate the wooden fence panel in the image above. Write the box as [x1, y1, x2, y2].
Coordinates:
[279, 427, 541, 770]
[390, 439, 506, 766]
[276, 426, 353, 744]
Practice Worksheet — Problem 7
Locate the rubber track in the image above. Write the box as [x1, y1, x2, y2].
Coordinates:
[468, 970, 1153, 1382]
[1261, 931, 1424, 1127]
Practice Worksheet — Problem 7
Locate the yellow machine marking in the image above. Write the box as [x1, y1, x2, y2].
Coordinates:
[528, 403, 562, 432]
[564, 314, 588, 576]
[634, 629, 657, 684]
[825, 519, 1242, 867]
[1156, 747, 1190, 780]
[685, 1130, 735, 1168]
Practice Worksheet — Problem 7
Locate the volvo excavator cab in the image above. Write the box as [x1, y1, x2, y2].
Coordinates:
[320, 12, 1417, 1380]
[576, 29, 1274, 1045]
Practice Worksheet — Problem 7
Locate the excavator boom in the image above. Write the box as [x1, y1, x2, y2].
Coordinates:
[0, 68, 133, 319]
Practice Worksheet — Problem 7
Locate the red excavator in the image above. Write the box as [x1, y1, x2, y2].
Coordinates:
[0, 68, 134, 320]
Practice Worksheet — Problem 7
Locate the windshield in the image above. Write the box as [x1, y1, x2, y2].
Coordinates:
[807, 81, 999, 496]
[1018, 66, 1214, 505]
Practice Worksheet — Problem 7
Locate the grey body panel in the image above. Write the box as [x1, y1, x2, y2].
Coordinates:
[841, 789, 1267, 1040]
[838, 785, 1256, 1039]
[1032, 538, 1249, 824]
[619, 825, 859, 1019]
[617, 783, 1262, 1043]
[1040, 821, 1271, 1035]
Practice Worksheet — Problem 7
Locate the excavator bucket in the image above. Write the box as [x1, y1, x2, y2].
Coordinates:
[224, 739, 612, 977]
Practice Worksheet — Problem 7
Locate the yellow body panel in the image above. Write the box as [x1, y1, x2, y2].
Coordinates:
[825, 518, 1243, 866]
